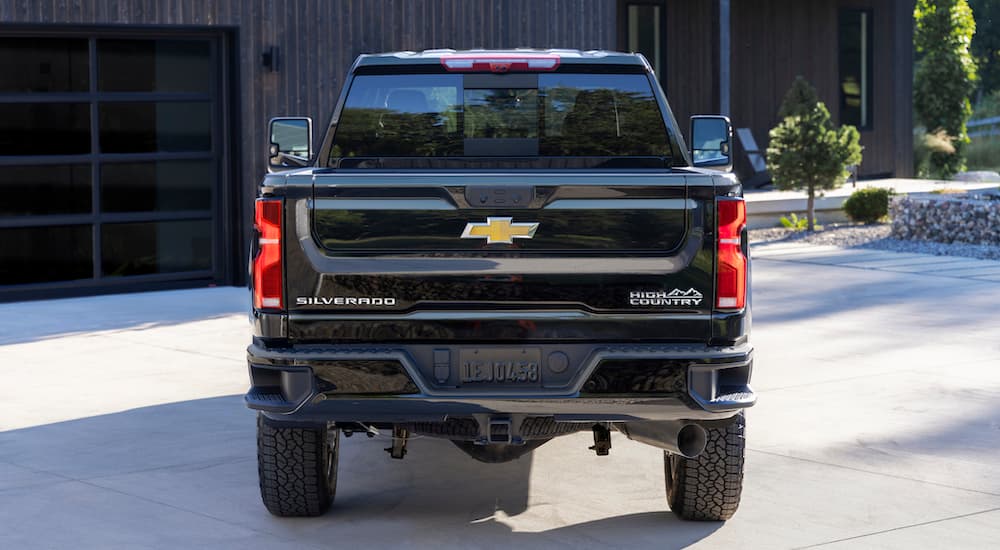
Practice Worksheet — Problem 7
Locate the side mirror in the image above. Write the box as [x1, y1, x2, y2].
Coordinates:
[690, 115, 733, 172]
[268, 117, 312, 172]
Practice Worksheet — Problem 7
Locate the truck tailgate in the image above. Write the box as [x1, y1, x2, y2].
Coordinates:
[282, 171, 716, 342]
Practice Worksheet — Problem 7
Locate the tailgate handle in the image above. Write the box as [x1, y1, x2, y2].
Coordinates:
[465, 185, 534, 208]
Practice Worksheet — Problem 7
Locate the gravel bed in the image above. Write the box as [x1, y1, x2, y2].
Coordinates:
[749, 223, 1000, 261]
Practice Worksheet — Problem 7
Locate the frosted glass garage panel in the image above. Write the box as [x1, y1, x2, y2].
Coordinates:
[0, 225, 93, 285]
[0, 165, 91, 216]
[0, 103, 91, 156]
[97, 39, 212, 93]
[101, 160, 213, 213]
[101, 220, 213, 277]
[98, 102, 212, 153]
[0, 37, 88, 93]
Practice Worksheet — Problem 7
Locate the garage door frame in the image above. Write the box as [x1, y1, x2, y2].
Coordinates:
[0, 24, 241, 302]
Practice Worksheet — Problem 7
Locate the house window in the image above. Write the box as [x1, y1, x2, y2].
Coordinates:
[624, 2, 665, 81]
[839, 9, 873, 129]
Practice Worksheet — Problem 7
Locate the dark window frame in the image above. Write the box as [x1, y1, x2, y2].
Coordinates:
[838, 7, 875, 130]
[0, 27, 234, 299]
[618, 0, 668, 86]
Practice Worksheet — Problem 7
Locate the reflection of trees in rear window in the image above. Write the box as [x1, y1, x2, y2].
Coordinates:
[330, 73, 669, 158]
[332, 74, 463, 158]
[540, 74, 669, 156]
[464, 89, 538, 138]
[333, 107, 463, 157]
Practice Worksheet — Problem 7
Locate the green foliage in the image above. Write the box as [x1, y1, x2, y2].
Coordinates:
[777, 77, 821, 120]
[779, 213, 809, 231]
[843, 187, 894, 224]
[540, 89, 671, 156]
[767, 77, 863, 231]
[914, 0, 978, 179]
[914, 127, 960, 177]
[969, 0, 1000, 95]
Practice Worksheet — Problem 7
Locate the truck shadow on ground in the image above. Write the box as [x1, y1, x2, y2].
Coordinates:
[0, 395, 721, 549]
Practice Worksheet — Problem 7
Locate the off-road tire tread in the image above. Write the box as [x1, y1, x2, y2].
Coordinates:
[665, 413, 745, 521]
[257, 415, 334, 517]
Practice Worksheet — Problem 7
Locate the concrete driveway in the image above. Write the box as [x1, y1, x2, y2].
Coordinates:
[2, 248, 999, 549]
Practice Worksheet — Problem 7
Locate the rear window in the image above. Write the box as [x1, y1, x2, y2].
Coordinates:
[330, 73, 672, 161]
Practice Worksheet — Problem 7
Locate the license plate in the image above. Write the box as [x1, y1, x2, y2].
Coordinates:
[459, 348, 541, 385]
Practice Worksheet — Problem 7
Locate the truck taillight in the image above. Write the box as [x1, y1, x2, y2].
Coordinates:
[716, 198, 747, 310]
[440, 54, 560, 72]
[253, 198, 283, 310]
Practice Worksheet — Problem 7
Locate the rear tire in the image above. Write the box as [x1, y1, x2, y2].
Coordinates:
[664, 413, 745, 521]
[257, 414, 338, 517]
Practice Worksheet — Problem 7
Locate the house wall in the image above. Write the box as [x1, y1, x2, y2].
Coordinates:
[892, 0, 915, 177]
[728, 0, 914, 178]
[664, 0, 719, 130]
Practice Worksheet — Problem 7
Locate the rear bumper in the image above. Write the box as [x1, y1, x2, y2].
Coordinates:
[246, 341, 755, 423]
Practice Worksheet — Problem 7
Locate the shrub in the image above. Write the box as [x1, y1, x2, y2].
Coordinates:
[843, 188, 894, 223]
[767, 77, 863, 231]
[779, 213, 809, 231]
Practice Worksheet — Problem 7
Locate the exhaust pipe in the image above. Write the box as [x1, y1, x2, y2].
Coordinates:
[617, 421, 708, 458]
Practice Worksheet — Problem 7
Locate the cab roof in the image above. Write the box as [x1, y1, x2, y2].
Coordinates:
[353, 49, 649, 69]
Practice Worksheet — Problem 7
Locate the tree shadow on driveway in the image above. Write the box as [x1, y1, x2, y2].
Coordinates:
[0, 287, 247, 345]
[752, 257, 1000, 331]
[0, 395, 721, 549]
[801, 380, 1000, 497]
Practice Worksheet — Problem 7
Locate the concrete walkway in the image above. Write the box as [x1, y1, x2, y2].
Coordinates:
[2, 247, 1000, 549]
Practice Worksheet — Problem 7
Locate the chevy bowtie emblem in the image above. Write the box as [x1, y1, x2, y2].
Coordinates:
[460, 217, 539, 244]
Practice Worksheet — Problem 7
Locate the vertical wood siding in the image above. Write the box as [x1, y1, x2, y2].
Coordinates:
[893, 0, 915, 177]
[729, 0, 913, 178]
[664, 0, 718, 131]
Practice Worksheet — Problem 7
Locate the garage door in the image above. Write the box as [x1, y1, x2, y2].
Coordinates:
[0, 31, 232, 300]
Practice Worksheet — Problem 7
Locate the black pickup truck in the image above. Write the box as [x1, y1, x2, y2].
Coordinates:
[248, 50, 754, 521]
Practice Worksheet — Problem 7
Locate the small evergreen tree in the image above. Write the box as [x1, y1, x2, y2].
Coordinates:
[767, 77, 863, 231]
[914, 0, 978, 179]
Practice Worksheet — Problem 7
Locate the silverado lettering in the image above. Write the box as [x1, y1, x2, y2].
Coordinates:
[295, 296, 398, 306]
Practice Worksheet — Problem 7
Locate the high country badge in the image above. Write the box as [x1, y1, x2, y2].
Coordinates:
[630, 288, 703, 307]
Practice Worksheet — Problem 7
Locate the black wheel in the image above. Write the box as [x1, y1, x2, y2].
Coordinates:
[256, 414, 339, 517]
[664, 413, 745, 521]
